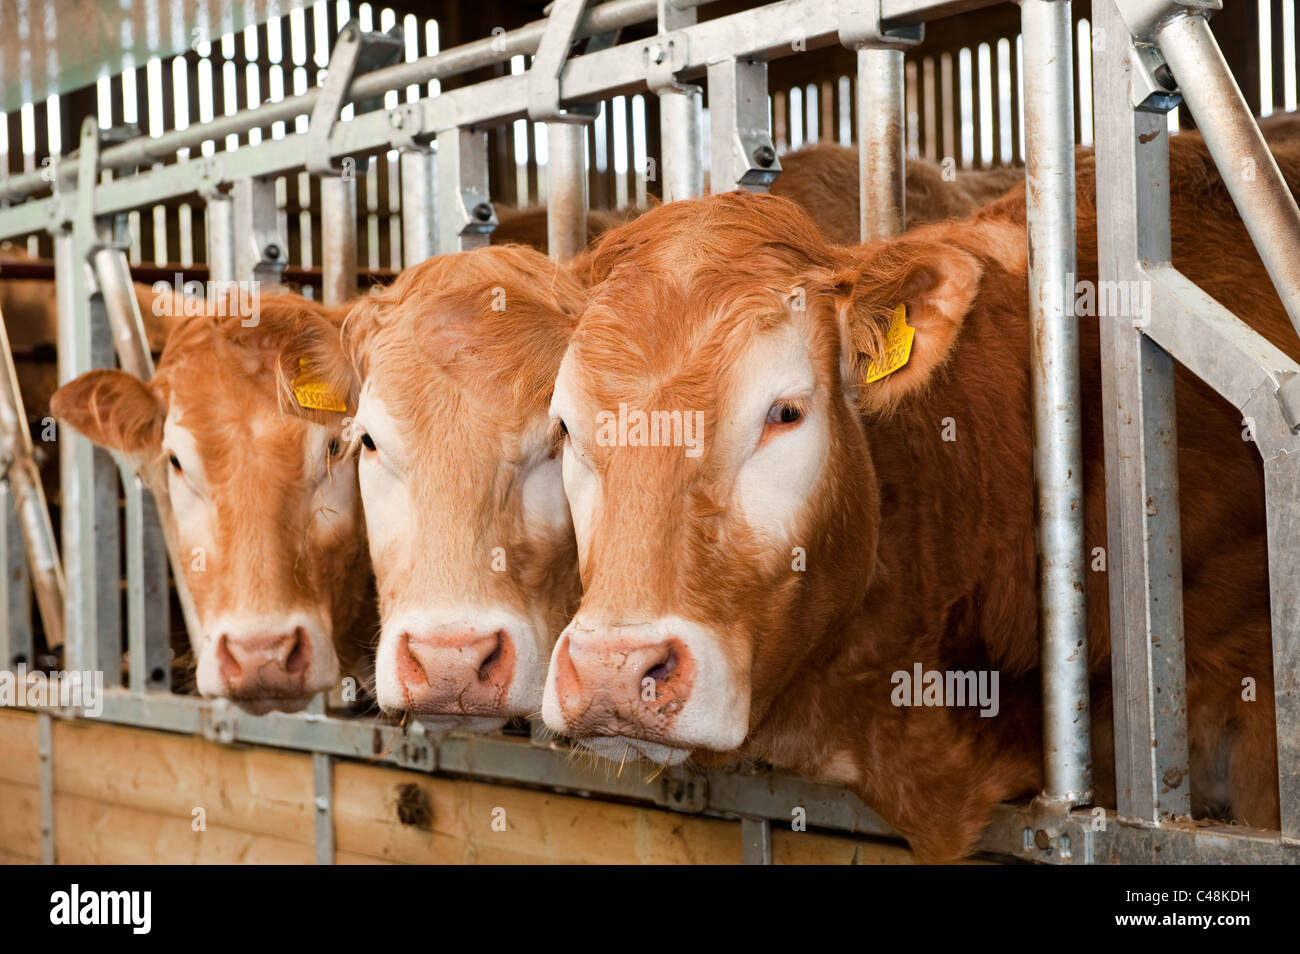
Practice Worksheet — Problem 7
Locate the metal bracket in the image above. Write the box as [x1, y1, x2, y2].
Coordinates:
[386, 101, 426, 150]
[838, 0, 924, 50]
[307, 20, 405, 176]
[390, 722, 436, 771]
[200, 701, 237, 744]
[194, 155, 230, 201]
[528, 0, 602, 121]
[644, 32, 690, 92]
[656, 772, 708, 813]
[1277, 372, 1300, 434]
[1129, 42, 1182, 113]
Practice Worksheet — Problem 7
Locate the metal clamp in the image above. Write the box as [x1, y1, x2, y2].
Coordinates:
[644, 32, 690, 92]
[528, 0, 601, 121]
[390, 722, 436, 771]
[386, 101, 426, 149]
[838, 0, 924, 50]
[1129, 42, 1181, 113]
[307, 20, 405, 176]
[200, 701, 237, 744]
[656, 772, 708, 813]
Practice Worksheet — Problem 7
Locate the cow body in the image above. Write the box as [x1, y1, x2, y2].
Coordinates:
[544, 134, 1296, 860]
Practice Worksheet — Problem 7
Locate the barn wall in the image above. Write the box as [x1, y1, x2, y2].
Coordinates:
[0, 710, 926, 865]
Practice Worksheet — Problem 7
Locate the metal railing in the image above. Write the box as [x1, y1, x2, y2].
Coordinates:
[0, 0, 1297, 865]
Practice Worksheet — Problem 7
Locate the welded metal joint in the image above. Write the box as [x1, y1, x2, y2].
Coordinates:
[307, 20, 405, 176]
[838, 0, 924, 50]
[707, 57, 782, 192]
[391, 722, 437, 771]
[1129, 42, 1182, 112]
[528, 0, 602, 122]
[1113, 0, 1220, 43]
[1277, 374, 1300, 434]
[644, 32, 690, 92]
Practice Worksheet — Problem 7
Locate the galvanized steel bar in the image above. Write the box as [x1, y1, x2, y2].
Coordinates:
[654, 1, 704, 203]
[314, 752, 335, 864]
[855, 48, 907, 241]
[706, 57, 781, 192]
[1151, 10, 1300, 340]
[741, 817, 773, 864]
[320, 176, 358, 306]
[232, 177, 288, 287]
[1021, 0, 1090, 807]
[0, 482, 33, 669]
[1093, 0, 1190, 824]
[205, 194, 237, 285]
[436, 127, 497, 253]
[546, 123, 589, 262]
[399, 146, 437, 269]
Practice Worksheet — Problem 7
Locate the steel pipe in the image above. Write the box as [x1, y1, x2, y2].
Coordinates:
[1020, 0, 1091, 807]
[546, 123, 590, 262]
[658, 86, 705, 202]
[320, 176, 358, 306]
[856, 47, 907, 241]
[400, 147, 438, 269]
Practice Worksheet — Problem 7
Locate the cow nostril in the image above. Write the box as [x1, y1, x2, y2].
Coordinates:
[216, 635, 242, 680]
[644, 647, 678, 683]
[284, 627, 311, 675]
[477, 630, 505, 681]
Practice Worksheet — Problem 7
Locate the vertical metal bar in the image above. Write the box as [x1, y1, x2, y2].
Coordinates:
[232, 176, 288, 286]
[706, 57, 781, 192]
[658, 87, 704, 203]
[1262, 450, 1300, 839]
[1154, 12, 1300, 339]
[313, 751, 334, 865]
[741, 817, 773, 865]
[400, 145, 437, 268]
[123, 472, 172, 693]
[205, 193, 237, 285]
[436, 126, 497, 254]
[1021, 0, 1091, 807]
[0, 482, 33, 670]
[320, 175, 358, 306]
[1093, 0, 1190, 824]
[38, 711, 53, 864]
[856, 47, 907, 241]
[547, 123, 589, 262]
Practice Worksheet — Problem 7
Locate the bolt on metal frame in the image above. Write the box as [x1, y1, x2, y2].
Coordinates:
[0, 0, 1296, 865]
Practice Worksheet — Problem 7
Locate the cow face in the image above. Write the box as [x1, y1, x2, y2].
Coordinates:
[288, 245, 583, 729]
[542, 192, 982, 764]
[50, 295, 367, 712]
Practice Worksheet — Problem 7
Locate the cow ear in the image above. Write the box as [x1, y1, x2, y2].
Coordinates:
[255, 302, 359, 422]
[50, 369, 164, 455]
[834, 239, 982, 414]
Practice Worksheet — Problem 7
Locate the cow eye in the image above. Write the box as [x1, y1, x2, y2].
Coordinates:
[360, 432, 377, 452]
[766, 401, 803, 426]
[168, 453, 183, 474]
[327, 437, 342, 459]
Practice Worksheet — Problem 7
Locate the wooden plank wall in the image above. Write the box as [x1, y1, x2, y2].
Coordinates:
[0, 709, 921, 865]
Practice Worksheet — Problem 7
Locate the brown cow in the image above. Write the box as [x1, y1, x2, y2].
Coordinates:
[51, 293, 372, 712]
[541, 134, 1297, 860]
[279, 245, 582, 731]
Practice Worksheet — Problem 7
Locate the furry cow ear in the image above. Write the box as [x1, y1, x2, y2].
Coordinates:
[258, 300, 360, 422]
[50, 369, 164, 455]
[834, 239, 982, 414]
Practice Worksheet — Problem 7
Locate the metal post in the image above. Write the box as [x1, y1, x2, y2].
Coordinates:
[320, 176, 358, 306]
[855, 48, 907, 241]
[313, 751, 334, 864]
[1151, 11, 1300, 338]
[546, 123, 589, 262]
[399, 146, 438, 268]
[205, 193, 237, 285]
[653, 1, 704, 203]
[1021, 0, 1090, 807]
[706, 57, 781, 192]
[0, 482, 33, 670]
[741, 817, 773, 864]
[38, 712, 53, 864]
[232, 176, 287, 287]
[436, 127, 497, 254]
[1093, 0, 1189, 824]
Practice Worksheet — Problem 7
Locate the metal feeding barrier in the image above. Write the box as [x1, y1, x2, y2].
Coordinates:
[0, 0, 1297, 865]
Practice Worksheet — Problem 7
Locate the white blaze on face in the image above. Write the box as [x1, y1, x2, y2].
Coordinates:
[302, 419, 359, 545]
[162, 411, 216, 564]
[353, 384, 412, 564]
[550, 352, 600, 575]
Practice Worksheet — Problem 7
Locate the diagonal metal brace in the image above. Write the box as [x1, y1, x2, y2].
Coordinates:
[307, 21, 405, 176]
[528, 0, 602, 121]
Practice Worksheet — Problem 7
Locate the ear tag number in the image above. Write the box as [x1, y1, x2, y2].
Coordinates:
[293, 357, 348, 412]
[864, 303, 915, 384]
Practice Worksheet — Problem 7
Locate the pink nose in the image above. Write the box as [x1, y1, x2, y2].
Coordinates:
[395, 629, 515, 714]
[216, 627, 312, 697]
[551, 632, 694, 737]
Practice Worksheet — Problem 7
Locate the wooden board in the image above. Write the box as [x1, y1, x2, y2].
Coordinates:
[0, 713, 923, 864]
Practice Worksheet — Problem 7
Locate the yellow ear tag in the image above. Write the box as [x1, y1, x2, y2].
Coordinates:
[864, 302, 915, 384]
[292, 358, 347, 412]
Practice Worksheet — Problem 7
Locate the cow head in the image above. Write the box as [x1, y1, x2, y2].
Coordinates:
[542, 192, 984, 764]
[283, 245, 583, 730]
[51, 293, 369, 712]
